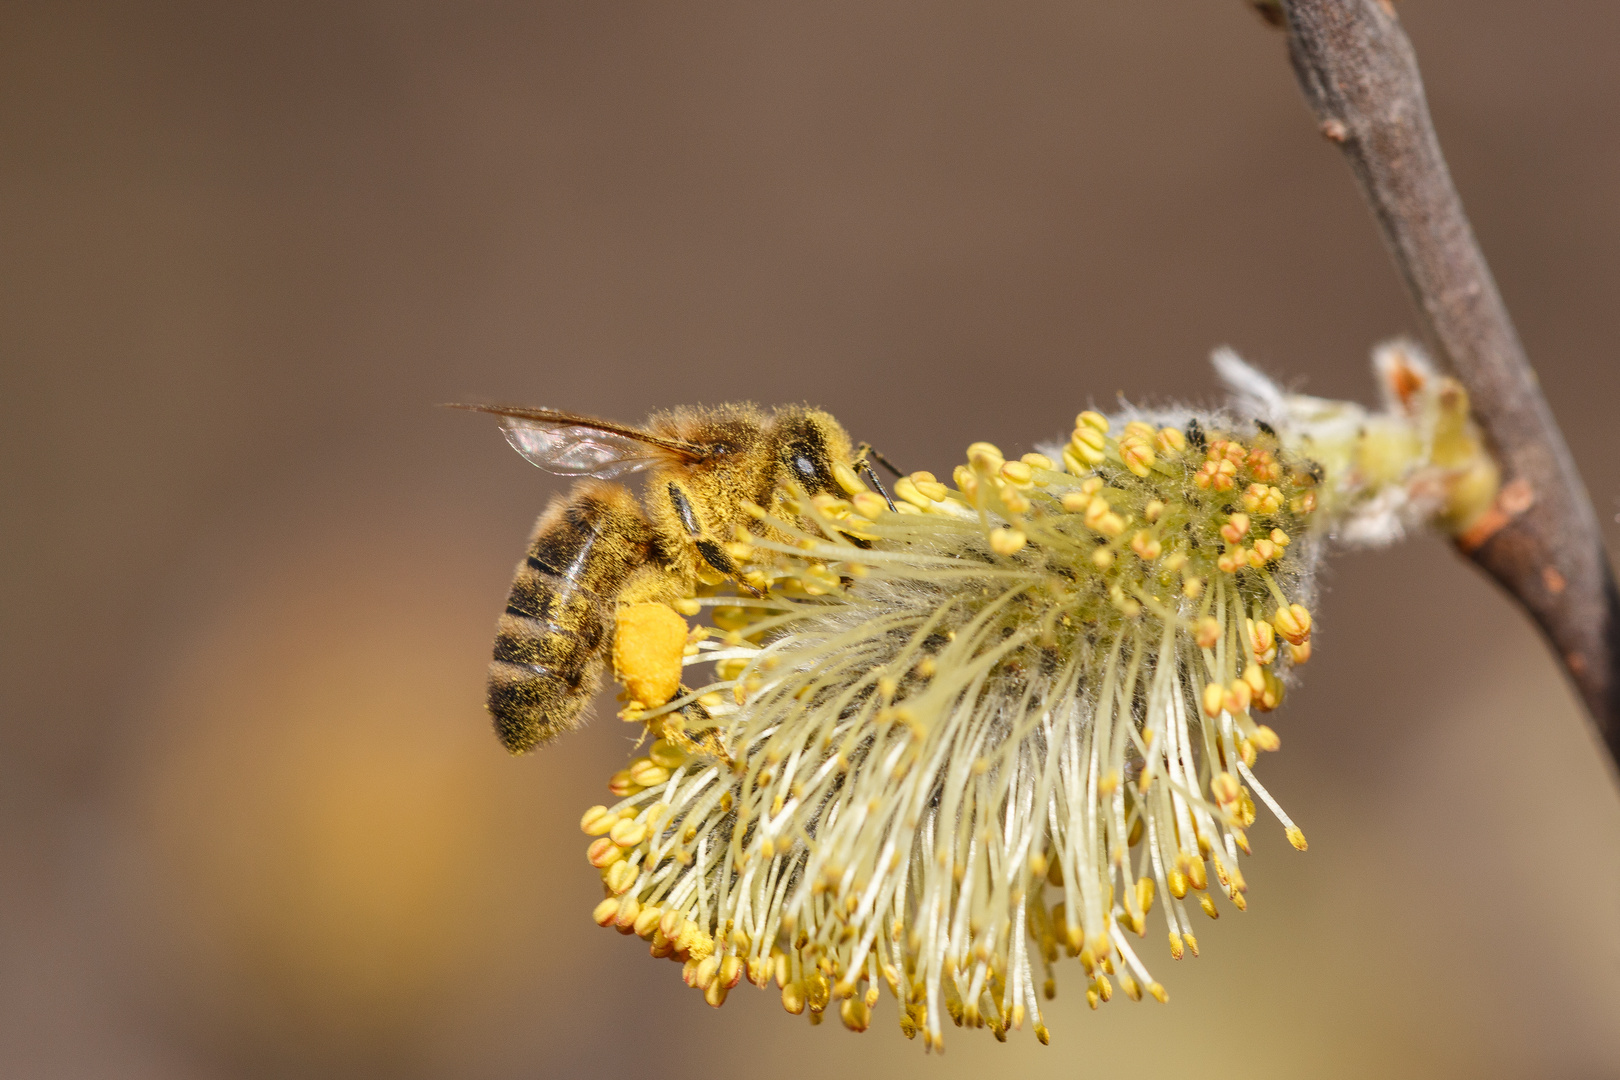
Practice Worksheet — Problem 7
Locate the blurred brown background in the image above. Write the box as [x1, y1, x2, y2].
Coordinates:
[4, 2, 1619, 1077]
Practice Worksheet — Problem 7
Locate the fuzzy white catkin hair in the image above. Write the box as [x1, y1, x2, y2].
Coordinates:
[575, 345, 1495, 1049]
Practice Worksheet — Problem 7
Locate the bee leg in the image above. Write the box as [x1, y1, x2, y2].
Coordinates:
[856, 459, 897, 513]
[853, 443, 900, 511]
[855, 442, 905, 478]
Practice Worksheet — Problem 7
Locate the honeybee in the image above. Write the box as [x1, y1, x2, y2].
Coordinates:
[457, 402, 887, 754]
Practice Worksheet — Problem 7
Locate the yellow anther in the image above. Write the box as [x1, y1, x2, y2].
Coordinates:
[1242, 662, 1266, 695]
[1272, 602, 1313, 645]
[1287, 826, 1309, 851]
[1198, 893, 1219, 919]
[1077, 410, 1109, 433]
[893, 476, 929, 509]
[1250, 538, 1279, 563]
[722, 540, 753, 561]
[704, 979, 729, 1008]
[915, 478, 949, 501]
[1242, 482, 1284, 514]
[1168, 932, 1184, 960]
[1254, 667, 1284, 711]
[1247, 447, 1281, 482]
[967, 441, 1005, 465]
[831, 460, 868, 495]
[1201, 682, 1225, 718]
[1061, 491, 1089, 513]
[1182, 932, 1200, 957]
[1021, 452, 1054, 471]
[1119, 435, 1156, 477]
[839, 996, 871, 1031]
[1289, 639, 1312, 665]
[1211, 771, 1241, 806]
[604, 859, 637, 894]
[1186, 858, 1208, 891]
[1073, 425, 1107, 452]
[1162, 550, 1187, 572]
[610, 817, 648, 848]
[1251, 725, 1281, 752]
[1092, 547, 1115, 569]
[1183, 576, 1205, 599]
[1001, 487, 1031, 514]
[580, 805, 615, 836]
[1220, 512, 1251, 544]
[633, 906, 663, 938]
[592, 896, 620, 927]
[1156, 426, 1187, 454]
[1130, 531, 1162, 561]
[1223, 679, 1253, 715]
[627, 758, 671, 788]
[606, 770, 640, 798]
[1000, 460, 1035, 486]
[1144, 499, 1165, 522]
[1099, 769, 1121, 796]
[1194, 458, 1238, 491]
[1168, 869, 1189, 899]
[649, 739, 687, 770]
[1148, 982, 1169, 1003]
[1195, 616, 1221, 649]
[1137, 876, 1155, 914]
[850, 491, 888, 519]
[1098, 512, 1126, 537]
[1246, 617, 1277, 662]
[1216, 546, 1249, 574]
[1271, 526, 1291, 547]
[989, 527, 1027, 556]
[1070, 431, 1108, 466]
[672, 597, 702, 616]
[587, 836, 624, 868]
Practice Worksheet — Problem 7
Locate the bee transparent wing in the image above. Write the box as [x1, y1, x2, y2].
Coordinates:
[500, 418, 668, 478]
[447, 403, 706, 478]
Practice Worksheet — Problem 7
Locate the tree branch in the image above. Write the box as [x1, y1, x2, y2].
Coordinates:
[1274, 0, 1620, 767]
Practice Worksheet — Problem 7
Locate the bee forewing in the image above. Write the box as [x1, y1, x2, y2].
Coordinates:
[500, 418, 667, 478]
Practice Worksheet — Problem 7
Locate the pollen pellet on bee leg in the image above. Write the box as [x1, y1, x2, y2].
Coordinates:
[612, 603, 688, 709]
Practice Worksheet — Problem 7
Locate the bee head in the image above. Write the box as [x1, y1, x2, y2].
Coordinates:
[770, 407, 854, 499]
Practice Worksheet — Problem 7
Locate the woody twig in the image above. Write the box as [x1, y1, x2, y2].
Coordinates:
[1270, 0, 1620, 767]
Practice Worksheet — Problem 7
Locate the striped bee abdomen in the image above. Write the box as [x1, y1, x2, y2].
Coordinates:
[488, 482, 655, 753]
